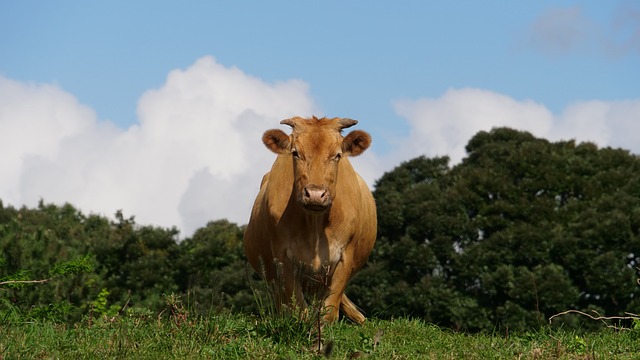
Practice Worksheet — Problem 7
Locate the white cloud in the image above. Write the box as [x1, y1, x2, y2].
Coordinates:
[0, 77, 100, 203]
[390, 88, 640, 167]
[1, 56, 317, 236]
[392, 88, 554, 164]
[556, 99, 640, 150]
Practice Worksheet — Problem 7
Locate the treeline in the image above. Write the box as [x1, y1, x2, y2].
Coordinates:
[0, 205, 254, 322]
[2, 127, 639, 332]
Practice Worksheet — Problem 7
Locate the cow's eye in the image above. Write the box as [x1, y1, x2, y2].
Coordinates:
[333, 153, 342, 161]
[291, 149, 300, 159]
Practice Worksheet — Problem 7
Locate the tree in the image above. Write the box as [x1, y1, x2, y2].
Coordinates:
[350, 128, 640, 332]
[0, 201, 97, 322]
[0, 200, 256, 321]
[89, 210, 181, 310]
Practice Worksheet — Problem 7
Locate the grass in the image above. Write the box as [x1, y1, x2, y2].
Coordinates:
[2, 312, 640, 359]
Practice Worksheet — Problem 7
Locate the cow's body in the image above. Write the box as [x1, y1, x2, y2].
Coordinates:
[243, 116, 376, 324]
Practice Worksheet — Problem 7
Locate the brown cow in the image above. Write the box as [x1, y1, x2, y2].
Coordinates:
[243, 116, 377, 324]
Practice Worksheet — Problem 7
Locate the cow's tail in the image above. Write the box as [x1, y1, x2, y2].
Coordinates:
[340, 294, 365, 325]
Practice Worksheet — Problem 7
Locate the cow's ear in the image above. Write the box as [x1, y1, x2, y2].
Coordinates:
[262, 129, 291, 154]
[342, 130, 371, 156]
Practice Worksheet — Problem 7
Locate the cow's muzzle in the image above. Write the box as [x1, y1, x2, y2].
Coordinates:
[300, 184, 331, 214]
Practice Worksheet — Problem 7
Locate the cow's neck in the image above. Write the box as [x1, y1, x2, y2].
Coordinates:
[280, 193, 337, 266]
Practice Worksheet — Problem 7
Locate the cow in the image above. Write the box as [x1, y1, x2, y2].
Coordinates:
[243, 116, 377, 324]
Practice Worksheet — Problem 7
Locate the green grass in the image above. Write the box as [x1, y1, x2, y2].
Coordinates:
[2, 313, 639, 359]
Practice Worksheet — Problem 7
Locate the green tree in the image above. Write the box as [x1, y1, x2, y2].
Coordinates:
[0, 201, 98, 322]
[89, 210, 181, 310]
[350, 128, 640, 332]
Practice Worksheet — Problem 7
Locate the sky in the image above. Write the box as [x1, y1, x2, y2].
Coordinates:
[1, 1, 639, 236]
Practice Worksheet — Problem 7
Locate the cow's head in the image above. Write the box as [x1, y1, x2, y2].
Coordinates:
[262, 116, 371, 214]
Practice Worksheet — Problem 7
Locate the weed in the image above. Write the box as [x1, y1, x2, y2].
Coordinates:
[161, 292, 189, 327]
[567, 335, 588, 354]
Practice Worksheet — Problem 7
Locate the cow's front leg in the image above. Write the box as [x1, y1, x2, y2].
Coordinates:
[322, 260, 352, 323]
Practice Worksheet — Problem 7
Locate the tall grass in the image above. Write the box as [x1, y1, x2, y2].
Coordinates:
[2, 311, 640, 359]
[248, 257, 331, 355]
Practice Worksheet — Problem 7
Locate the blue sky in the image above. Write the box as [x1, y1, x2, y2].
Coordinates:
[3, 2, 637, 133]
[1, 1, 639, 234]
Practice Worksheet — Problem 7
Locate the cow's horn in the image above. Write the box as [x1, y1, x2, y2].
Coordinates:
[280, 118, 296, 128]
[339, 118, 358, 129]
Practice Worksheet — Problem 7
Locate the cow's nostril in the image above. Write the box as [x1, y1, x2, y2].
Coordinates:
[304, 185, 328, 204]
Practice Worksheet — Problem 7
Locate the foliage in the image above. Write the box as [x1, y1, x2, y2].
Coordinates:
[0, 224, 94, 323]
[349, 128, 640, 332]
[0, 201, 98, 321]
[0, 201, 254, 324]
